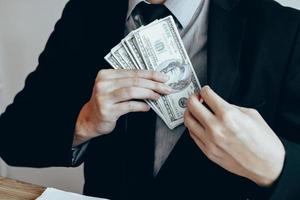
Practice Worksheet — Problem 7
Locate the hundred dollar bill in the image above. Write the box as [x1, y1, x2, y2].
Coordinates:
[126, 21, 174, 123]
[134, 16, 201, 129]
[123, 20, 159, 70]
[111, 43, 135, 69]
[123, 31, 170, 123]
[121, 39, 140, 69]
[104, 53, 123, 69]
[124, 32, 147, 70]
[105, 46, 168, 123]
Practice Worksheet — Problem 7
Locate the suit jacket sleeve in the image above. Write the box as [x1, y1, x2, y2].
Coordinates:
[268, 21, 300, 200]
[0, 0, 96, 167]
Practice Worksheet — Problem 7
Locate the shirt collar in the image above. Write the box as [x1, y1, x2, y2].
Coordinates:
[127, 0, 202, 29]
[164, 0, 201, 29]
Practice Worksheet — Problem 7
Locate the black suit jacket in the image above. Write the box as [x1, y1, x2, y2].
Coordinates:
[1, 0, 300, 199]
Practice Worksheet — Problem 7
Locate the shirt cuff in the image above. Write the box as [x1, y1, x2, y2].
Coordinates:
[240, 137, 298, 200]
[71, 141, 89, 166]
[268, 138, 300, 200]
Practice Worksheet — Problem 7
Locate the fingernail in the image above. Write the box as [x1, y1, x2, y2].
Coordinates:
[198, 94, 204, 103]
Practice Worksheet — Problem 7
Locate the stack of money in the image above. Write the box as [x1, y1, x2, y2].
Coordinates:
[105, 16, 201, 129]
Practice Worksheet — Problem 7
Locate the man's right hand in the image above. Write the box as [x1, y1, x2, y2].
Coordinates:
[73, 69, 172, 146]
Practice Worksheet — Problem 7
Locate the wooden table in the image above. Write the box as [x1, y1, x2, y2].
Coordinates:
[0, 177, 45, 200]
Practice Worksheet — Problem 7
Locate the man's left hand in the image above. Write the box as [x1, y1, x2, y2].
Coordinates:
[184, 86, 285, 186]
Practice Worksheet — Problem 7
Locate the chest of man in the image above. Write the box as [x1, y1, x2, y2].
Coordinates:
[81, 1, 293, 199]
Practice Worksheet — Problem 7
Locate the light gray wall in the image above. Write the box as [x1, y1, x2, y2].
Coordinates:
[0, 0, 299, 195]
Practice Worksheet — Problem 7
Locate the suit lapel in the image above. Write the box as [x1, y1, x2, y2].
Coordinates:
[207, 1, 246, 100]
[121, 110, 156, 197]
[90, 0, 156, 196]
[112, 0, 156, 188]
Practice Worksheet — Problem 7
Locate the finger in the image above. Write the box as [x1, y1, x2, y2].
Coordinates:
[97, 69, 169, 83]
[189, 129, 225, 164]
[114, 101, 151, 118]
[110, 87, 161, 103]
[187, 95, 216, 128]
[190, 131, 207, 152]
[200, 86, 231, 115]
[184, 110, 207, 143]
[105, 78, 174, 95]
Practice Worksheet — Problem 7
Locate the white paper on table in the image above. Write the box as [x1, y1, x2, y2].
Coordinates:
[36, 188, 109, 200]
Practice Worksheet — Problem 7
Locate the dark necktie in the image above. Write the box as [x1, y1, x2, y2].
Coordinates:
[132, 2, 176, 27]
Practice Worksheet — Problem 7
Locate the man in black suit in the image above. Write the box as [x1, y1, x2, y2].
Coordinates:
[1, 0, 300, 199]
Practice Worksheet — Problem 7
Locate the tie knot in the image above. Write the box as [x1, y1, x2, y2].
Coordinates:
[132, 2, 172, 26]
